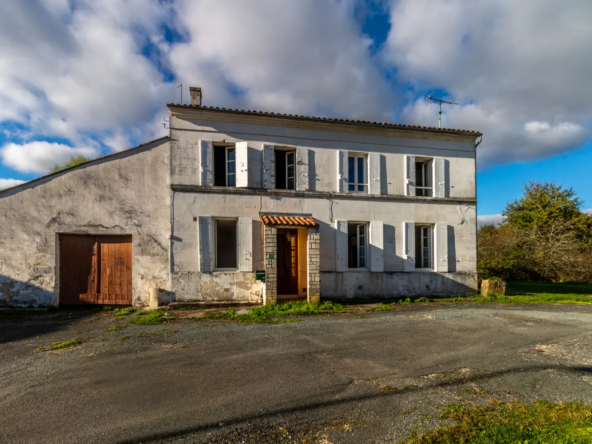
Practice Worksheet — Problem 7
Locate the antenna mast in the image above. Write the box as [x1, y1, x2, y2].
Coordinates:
[428, 96, 459, 128]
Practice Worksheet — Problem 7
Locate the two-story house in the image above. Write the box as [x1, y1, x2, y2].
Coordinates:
[0, 87, 481, 307]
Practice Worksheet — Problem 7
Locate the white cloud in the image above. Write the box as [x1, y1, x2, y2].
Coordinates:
[477, 214, 505, 227]
[0, 141, 98, 174]
[169, 0, 393, 120]
[0, 178, 25, 190]
[384, 0, 592, 166]
[584, 209, 592, 215]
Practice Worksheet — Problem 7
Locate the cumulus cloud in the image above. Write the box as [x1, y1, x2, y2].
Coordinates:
[169, 0, 393, 119]
[384, 0, 592, 166]
[0, 141, 98, 174]
[0, 178, 25, 191]
[477, 214, 505, 227]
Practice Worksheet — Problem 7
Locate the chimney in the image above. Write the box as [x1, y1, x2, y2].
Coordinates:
[189, 87, 202, 106]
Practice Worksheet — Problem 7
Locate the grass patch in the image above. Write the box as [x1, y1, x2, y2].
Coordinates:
[205, 301, 344, 324]
[104, 325, 126, 332]
[402, 400, 592, 443]
[113, 307, 134, 316]
[127, 310, 168, 325]
[38, 339, 85, 351]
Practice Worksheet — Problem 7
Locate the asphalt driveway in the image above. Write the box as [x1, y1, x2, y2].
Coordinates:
[1, 303, 592, 443]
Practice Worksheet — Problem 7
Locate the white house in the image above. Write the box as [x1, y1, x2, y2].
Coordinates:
[0, 87, 481, 307]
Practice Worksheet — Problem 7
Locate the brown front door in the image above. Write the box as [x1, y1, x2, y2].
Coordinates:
[277, 229, 298, 294]
[59, 234, 132, 306]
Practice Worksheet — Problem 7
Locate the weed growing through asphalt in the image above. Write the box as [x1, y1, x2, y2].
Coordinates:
[402, 400, 592, 443]
[127, 309, 168, 325]
[39, 339, 84, 351]
[205, 301, 344, 324]
[119, 335, 130, 341]
[113, 307, 134, 317]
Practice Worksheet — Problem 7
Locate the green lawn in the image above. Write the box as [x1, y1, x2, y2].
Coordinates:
[501, 281, 592, 304]
[402, 401, 592, 444]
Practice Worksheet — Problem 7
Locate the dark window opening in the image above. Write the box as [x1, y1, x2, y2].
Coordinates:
[348, 223, 367, 268]
[415, 159, 433, 197]
[214, 145, 235, 187]
[415, 225, 432, 269]
[215, 219, 237, 269]
[274, 149, 296, 190]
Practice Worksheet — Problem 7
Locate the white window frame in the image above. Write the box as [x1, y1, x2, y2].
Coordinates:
[417, 224, 433, 270]
[416, 159, 433, 197]
[214, 217, 238, 271]
[348, 153, 368, 193]
[349, 222, 368, 270]
[285, 151, 296, 190]
[225, 146, 236, 187]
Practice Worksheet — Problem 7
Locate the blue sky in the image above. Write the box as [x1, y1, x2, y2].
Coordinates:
[1, 0, 591, 217]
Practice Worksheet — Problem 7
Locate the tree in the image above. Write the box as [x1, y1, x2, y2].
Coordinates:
[503, 181, 582, 228]
[479, 182, 592, 283]
[49, 155, 92, 174]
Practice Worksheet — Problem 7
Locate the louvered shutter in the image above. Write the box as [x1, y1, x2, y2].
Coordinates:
[200, 140, 213, 186]
[296, 146, 309, 191]
[262, 144, 275, 189]
[405, 155, 415, 196]
[335, 220, 348, 271]
[435, 223, 449, 272]
[337, 150, 347, 192]
[403, 222, 415, 271]
[434, 157, 445, 198]
[198, 216, 213, 272]
[368, 152, 381, 195]
[369, 221, 384, 272]
[238, 217, 253, 271]
[235, 142, 249, 188]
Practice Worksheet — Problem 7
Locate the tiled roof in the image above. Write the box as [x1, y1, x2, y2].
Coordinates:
[167, 104, 482, 136]
[261, 215, 319, 227]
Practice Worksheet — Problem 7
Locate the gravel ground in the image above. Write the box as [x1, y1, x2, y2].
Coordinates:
[1, 303, 591, 443]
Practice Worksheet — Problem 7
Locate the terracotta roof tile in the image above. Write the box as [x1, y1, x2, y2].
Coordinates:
[167, 104, 482, 136]
[260, 215, 319, 227]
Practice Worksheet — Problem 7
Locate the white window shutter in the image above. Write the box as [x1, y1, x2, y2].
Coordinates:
[369, 221, 384, 272]
[200, 140, 213, 186]
[238, 217, 253, 272]
[262, 144, 275, 189]
[368, 152, 381, 195]
[434, 157, 445, 198]
[337, 150, 347, 192]
[405, 155, 415, 196]
[235, 142, 249, 188]
[403, 222, 415, 271]
[335, 220, 348, 271]
[198, 216, 213, 272]
[296, 146, 309, 191]
[435, 223, 449, 272]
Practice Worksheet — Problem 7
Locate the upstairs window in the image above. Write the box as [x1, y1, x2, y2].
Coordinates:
[415, 225, 433, 269]
[348, 154, 367, 193]
[348, 222, 367, 268]
[214, 145, 236, 187]
[275, 149, 296, 190]
[416, 159, 433, 197]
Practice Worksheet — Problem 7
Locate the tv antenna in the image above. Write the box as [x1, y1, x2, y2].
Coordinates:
[177, 84, 182, 105]
[428, 96, 458, 128]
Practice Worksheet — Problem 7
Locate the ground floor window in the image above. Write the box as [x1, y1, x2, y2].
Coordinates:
[215, 218, 237, 269]
[348, 222, 367, 268]
[415, 225, 433, 269]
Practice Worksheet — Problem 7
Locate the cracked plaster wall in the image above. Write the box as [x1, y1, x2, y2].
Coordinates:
[0, 139, 171, 307]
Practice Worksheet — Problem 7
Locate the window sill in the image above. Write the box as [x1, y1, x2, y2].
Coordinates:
[213, 269, 239, 273]
[347, 268, 368, 272]
[413, 268, 434, 273]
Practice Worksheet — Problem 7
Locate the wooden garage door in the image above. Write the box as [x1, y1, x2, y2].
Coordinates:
[59, 234, 132, 305]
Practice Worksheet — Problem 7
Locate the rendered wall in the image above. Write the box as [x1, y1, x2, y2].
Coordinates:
[0, 139, 171, 307]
